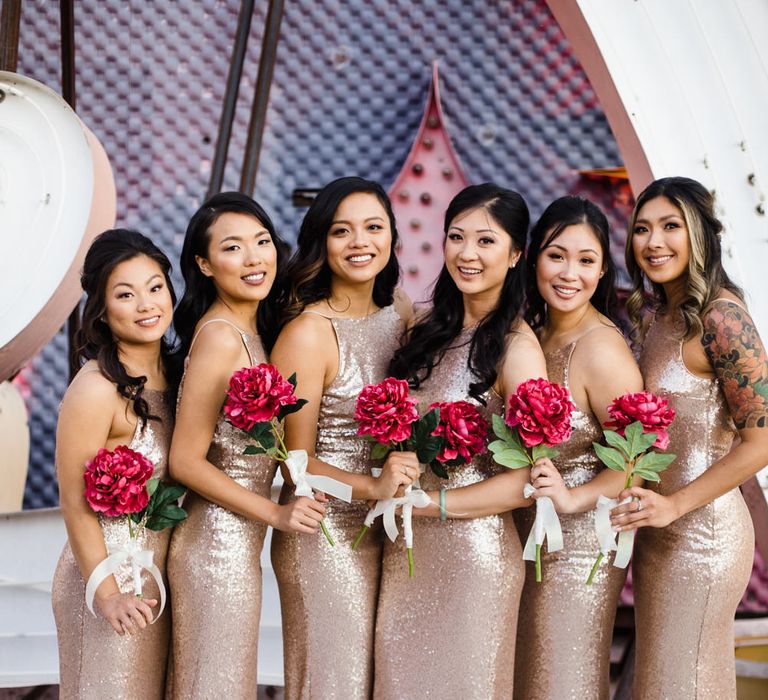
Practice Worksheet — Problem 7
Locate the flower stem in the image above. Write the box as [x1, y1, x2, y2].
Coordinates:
[535, 543, 542, 582]
[320, 519, 335, 547]
[271, 418, 289, 462]
[407, 547, 414, 578]
[586, 552, 603, 585]
[351, 524, 369, 550]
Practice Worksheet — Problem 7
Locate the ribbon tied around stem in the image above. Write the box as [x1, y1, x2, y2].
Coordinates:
[364, 484, 432, 547]
[85, 537, 166, 621]
[521, 483, 564, 561]
[284, 449, 353, 503]
[594, 494, 635, 568]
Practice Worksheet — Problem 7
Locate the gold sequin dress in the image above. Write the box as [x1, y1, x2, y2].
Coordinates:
[166, 322, 275, 699]
[633, 310, 754, 699]
[374, 329, 523, 700]
[52, 388, 173, 700]
[513, 339, 626, 700]
[271, 305, 404, 700]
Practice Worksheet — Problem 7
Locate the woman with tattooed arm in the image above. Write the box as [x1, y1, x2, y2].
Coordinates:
[612, 176, 768, 699]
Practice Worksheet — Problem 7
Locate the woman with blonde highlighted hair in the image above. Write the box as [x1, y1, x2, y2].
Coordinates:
[611, 176, 768, 698]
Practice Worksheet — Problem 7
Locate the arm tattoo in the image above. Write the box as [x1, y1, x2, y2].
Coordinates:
[701, 301, 768, 429]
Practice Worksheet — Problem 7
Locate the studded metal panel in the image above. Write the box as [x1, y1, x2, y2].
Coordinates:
[15, 0, 628, 503]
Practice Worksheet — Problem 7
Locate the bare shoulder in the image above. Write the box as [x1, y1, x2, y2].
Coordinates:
[506, 318, 541, 350]
[65, 363, 118, 408]
[576, 325, 635, 370]
[59, 365, 120, 434]
[275, 311, 336, 351]
[392, 287, 415, 324]
[189, 320, 249, 364]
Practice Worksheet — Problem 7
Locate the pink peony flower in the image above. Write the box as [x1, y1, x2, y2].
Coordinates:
[429, 400, 488, 464]
[83, 445, 154, 517]
[605, 391, 676, 450]
[224, 363, 298, 432]
[505, 378, 574, 448]
[355, 377, 419, 445]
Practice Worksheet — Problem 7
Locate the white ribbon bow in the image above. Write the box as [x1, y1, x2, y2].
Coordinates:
[85, 538, 166, 621]
[594, 494, 635, 568]
[522, 483, 564, 561]
[284, 449, 353, 503]
[364, 485, 432, 547]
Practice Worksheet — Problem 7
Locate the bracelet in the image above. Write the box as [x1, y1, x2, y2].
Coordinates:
[439, 487, 447, 521]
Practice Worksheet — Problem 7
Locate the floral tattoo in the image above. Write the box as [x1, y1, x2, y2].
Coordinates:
[701, 301, 768, 429]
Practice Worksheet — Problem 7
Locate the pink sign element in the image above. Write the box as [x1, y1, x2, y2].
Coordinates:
[389, 62, 469, 305]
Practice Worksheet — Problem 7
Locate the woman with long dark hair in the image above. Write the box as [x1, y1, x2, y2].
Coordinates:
[166, 192, 325, 698]
[270, 177, 419, 699]
[513, 196, 643, 700]
[374, 183, 545, 698]
[52, 229, 179, 699]
[611, 177, 768, 697]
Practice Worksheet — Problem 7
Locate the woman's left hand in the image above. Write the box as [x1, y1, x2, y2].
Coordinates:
[609, 486, 680, 530]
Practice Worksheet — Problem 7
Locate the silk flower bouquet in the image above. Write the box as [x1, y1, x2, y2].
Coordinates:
[489, 378, 574, 582]
[83, 445, 187, 619]
[224, 363, 352, 546]
[586, 391, 676, 584]
[352, 377, 488, 577]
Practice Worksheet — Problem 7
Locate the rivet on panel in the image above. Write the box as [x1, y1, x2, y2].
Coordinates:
[442, 167, 453, 179]
[427, 115, 439, 129]
[421, 242, 432, 252]
[412, 163, 424, 175]
[422, 137, 433, 150]
[420, 192, 431, 205]
[399, 190, 409, 201]
[408, 265, 419, 275]
[410, 219, 421, 230]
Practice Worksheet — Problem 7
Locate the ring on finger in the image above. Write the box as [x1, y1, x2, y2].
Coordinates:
[636, 500, 643, 512]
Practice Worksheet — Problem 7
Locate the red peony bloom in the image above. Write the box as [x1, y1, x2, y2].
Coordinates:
[224, 363, 298, 432]
[430, 400, 488, 464]
[83, 445, 154, 517]
[355, 377, 419, 445]
[605, 391, 676, 450]
[505, 378, 574, 448]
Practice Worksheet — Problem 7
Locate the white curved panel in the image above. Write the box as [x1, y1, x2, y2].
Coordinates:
[571, 0, 768, 338]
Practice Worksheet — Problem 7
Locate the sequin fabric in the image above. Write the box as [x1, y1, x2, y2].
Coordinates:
[374, 330, 523, 699]
[166, 329, 275, 699]
[513, 340, 626, 700]
[271, 305, 404, 700]
[633, 311, 754, 699]
[51, 389, 173, 700]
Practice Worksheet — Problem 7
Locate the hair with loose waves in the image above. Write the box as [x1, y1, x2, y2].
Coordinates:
[525, 195, 621, 331]
[389, 183, 529, 403]
[279, 176, 400, 326]
[77, 229, 180, 427]
[174, 191, 288, 356]
[625, 176, 743, 343]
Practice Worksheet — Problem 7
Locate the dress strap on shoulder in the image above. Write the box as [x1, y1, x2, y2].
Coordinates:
[188, 318, 252, 362]
[301, 309, 334, 320]
[703, 297, 749, 315]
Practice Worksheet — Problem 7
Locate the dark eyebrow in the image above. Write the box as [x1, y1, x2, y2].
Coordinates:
[219, 230, 269, 244]
[331, 216, 385, 225]
[113, 273, 163, 290]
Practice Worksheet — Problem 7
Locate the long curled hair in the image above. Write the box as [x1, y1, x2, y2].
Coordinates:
[525, 195, 620, 331]
[625, 176, 743, 342]
[174, 192, 288, 355]
[77, 229, 180, 427]
[279, 177, 400, 327]
[389, 183, 529, 403]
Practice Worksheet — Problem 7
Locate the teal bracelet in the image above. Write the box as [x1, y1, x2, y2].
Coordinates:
[439, 487, 447, 521]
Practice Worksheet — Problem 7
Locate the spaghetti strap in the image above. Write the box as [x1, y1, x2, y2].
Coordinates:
[188, 318, 254, 364]
[300, 309, 334, 320]
[703, 297, 749, 315]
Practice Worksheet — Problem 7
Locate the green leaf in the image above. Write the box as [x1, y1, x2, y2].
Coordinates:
[244, 444, 267, 455]
[531, 444, 558, 461]
[369, 442, 391, 460]
[157, 504, 187, 520]
[146, 478, 160, 497]
[247, 422, 271, 441]
[634, 451, 676, 473]
[604, 430, 630, 457]
[592, 442, 627, 472]
[130, 512, 143, 524]
[280, 398, 308, 418]
[145, 514, 187, 531]
[625, 421, 657, 459]
[286, 372, 298, 388]
[429, 461, 449, 479]
[492, 413, 515, 442]
[489, 441, 530, 469]
[633, 469, 662, 483]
